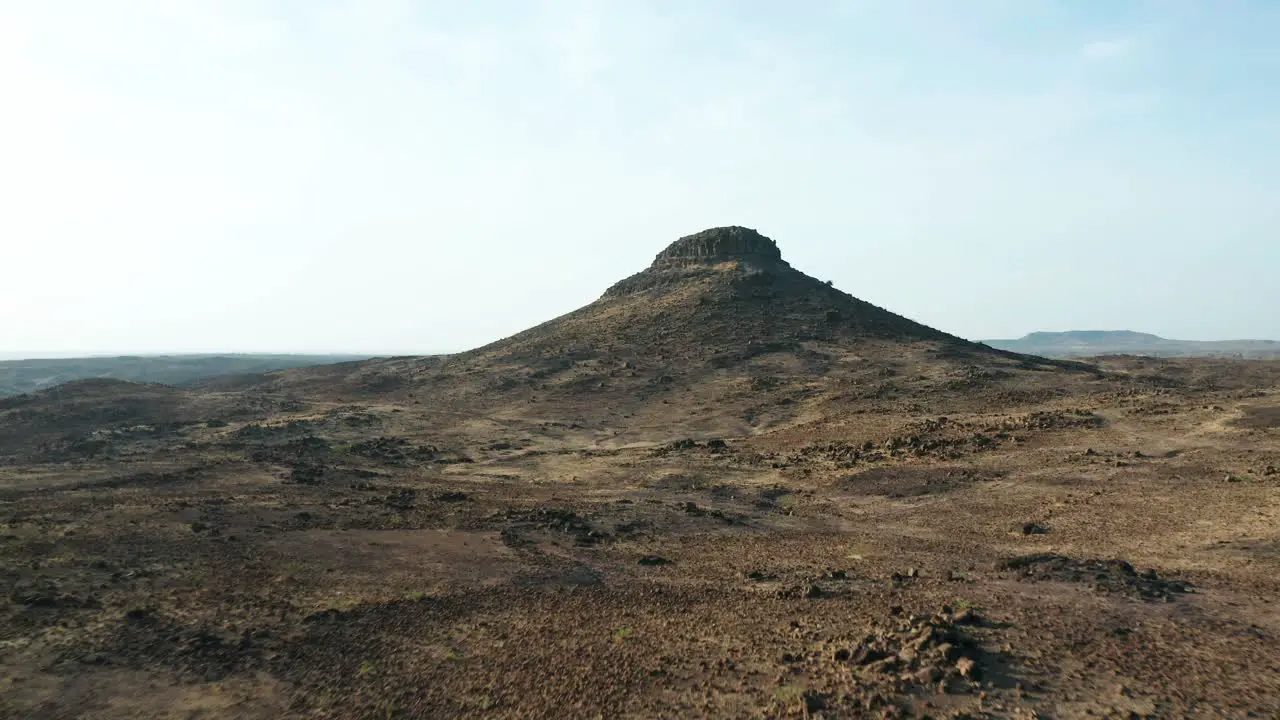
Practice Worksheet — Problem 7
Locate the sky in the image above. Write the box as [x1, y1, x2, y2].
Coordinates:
[2, 0, 1278, 356]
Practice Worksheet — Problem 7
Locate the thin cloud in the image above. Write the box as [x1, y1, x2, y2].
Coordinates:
[0, 1, 1275, 351]
[1081, 37, 1132, 60]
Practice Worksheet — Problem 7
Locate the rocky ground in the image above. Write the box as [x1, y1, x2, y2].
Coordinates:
[2, 354, 1278, 719]
[2, 229, 1278, 718]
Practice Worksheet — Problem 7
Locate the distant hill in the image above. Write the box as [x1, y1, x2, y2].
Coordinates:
[0, 354, 371, 398]
[982, 330, 1280, 359]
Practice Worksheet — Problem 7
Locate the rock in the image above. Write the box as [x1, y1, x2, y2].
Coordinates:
[999, 553, 1193, 601]
[650, 226, 785, 268]
[852, 646, 888, 666]
[915, 667, 943, 684]
[802, 690, 827, 714]
[637, 556, 672, 566]
[908, 631, 935, 651]
[867, 656, 899, 674]
[1022, 522, 1050, 535]
[124, 607, 155, 623]
[956, 656, 977, 679]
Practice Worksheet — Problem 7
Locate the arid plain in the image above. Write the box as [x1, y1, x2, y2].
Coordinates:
[3, 229, 1278, 718]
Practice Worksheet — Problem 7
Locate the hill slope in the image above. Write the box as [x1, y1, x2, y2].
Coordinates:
[251, 227, 1093, 445]
[264, 226, 1080, 399]
[464, 226, 962, 367]
[2, 227, 1101, 455]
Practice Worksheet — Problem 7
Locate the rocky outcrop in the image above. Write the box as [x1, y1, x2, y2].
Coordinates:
[651, 226, 788, 269]
[603, 226, 790, 298]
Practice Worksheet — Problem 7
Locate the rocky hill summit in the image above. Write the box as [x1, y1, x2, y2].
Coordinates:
[249, 227, 1080, 409]
[484, 226, 966, 364]
[651, 226, 787, 269]
[603, 226, 790, 297]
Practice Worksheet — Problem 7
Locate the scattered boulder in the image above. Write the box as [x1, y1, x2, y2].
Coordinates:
[382, 487, 416, 510]
[890, 568, 920, 583]
[347, 437, 438, 464]
[124, 607, 156, 624]
[1000, 553, 1193, 601]
[288, 461, 325, 485]
[500, 507, 607, 546]
[830, 607, 987, 692]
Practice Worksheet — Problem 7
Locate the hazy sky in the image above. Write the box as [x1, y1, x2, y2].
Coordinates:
[2, 1, 1277, 356]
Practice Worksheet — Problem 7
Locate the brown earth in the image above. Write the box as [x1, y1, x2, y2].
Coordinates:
[2, 228, 1279, 719]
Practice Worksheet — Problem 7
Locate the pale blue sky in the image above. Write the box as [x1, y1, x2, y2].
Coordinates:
[2, 0, 1276, 355]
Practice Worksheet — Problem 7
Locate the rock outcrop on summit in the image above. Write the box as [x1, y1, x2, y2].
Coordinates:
[601, 225, 793, 296]
[648, 226, 788, 268]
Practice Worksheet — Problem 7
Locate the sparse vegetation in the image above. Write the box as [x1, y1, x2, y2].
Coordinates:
[2, 228, 1278, 718]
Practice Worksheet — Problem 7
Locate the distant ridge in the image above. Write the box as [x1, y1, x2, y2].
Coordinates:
[0, 354, 371, 398]
[983, 330, 1280, 359]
